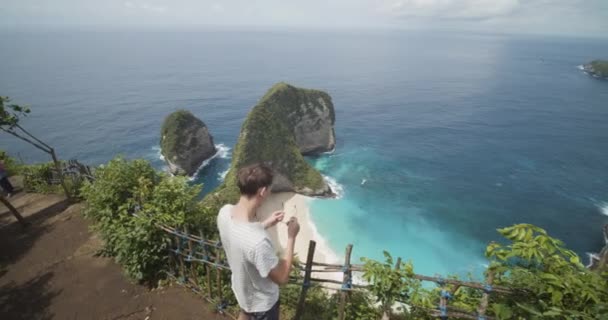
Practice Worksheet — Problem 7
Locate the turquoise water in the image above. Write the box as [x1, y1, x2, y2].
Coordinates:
[1, 30, 608, 277]
[309, 151, 487, 277]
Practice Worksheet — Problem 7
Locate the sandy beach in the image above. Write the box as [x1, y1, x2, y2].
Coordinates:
[258, 192, 341, 275]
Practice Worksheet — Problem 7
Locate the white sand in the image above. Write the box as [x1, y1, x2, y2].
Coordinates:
[257, 192, 342, 276]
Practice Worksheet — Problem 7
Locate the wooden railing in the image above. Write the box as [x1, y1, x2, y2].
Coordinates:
[160, 225, 514, 320]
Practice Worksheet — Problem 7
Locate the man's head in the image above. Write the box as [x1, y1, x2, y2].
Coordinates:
[237, 163, 273, 206]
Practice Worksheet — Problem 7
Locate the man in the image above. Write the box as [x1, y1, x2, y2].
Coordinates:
[0, 160, 14, 197]
[217, 163, 300, 320]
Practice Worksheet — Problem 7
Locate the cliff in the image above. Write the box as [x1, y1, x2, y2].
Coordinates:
[260, 83, 336, 154]
[201, 83, 335, 210]
[160, 110, 216, 176]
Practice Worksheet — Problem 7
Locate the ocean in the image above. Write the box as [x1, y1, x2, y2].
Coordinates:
[1, 29, 608, 278]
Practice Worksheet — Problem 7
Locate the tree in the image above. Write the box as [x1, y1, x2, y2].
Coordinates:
[0, 96, 71, 199]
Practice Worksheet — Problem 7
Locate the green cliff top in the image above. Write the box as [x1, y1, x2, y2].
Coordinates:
[260, 82, 336, 126]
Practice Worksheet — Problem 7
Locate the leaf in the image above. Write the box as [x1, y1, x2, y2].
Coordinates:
[542, 309, 563, 316]
[492, 303, 513, 320]
[516, 303, 543, 316]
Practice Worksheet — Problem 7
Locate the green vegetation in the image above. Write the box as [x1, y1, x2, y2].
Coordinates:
[486, 224, 608, 318]
[0, 150, 82, 195]
[260, 82, 336, 129]
[589, 60, 608, 78]
[1, 97, 72, 198]
[0, 150, 23, 176]
[80, 157, 213, 281]
[76, 158, 608, 319]
[361, 253, 421, 318]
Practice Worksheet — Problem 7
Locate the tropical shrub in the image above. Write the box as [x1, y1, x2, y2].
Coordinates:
[81, 157, 206, 282]
[0, 150, 23, 175]
[486, 224, 608, 319]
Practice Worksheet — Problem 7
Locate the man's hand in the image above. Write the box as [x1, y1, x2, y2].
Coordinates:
[262, 210, 285, 229]
[287, 217, 300, 239]
[269, 216, 300, 286]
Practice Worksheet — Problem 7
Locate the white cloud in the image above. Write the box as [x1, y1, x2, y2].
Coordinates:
[380, 0, 520, 20]
[124, 1, 167, 14]
[0, 0, 606, 37]
[212, 3, 224, 13]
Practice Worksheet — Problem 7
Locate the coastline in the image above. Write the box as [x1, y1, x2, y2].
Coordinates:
[258, 192, 341, 280]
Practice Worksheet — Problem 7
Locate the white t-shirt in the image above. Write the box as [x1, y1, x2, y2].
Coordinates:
[217, 204, 279, 313]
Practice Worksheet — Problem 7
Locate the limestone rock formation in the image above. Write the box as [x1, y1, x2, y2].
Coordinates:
[261, 83, 336, 154]
[201, 83, 336, 210]
[160, 110, 216, 176]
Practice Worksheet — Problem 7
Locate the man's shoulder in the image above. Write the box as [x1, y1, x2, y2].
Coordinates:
[217, 204, 232, 220]
[219, 204, 233, 214]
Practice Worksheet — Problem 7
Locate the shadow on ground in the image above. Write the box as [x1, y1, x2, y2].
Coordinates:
[0, 271, 60, 320]
[0, 195, 69, 270]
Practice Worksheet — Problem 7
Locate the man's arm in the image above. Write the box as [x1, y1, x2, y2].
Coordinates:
[268, 237, 295, 285]
[268, 217, 299, 285]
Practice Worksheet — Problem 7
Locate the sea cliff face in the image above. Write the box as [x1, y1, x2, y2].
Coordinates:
[582, 60, 608, 79]
[260, 83, 336, 154]
[201, 83, 335, 211]
[160, 110, 216, 176]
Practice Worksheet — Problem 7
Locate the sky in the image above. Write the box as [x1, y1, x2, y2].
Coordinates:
[1, 0, 607, 37]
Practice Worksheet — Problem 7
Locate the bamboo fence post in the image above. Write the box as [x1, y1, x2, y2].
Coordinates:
[200, 231, 213, 299]
[215, 240, 223, 305]
[175, 230, 187, 283]
[167, 228, 178, 277]
[294, 240, 316, 320]
[50, 148, 72, 201]
[185, 228, 200, 289]
[477, 270, 495, 318]
[439, 288, 448, 320]
[338, 244, 353, 320]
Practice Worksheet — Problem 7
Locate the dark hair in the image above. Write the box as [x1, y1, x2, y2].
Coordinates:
[237, 163, 274, 197]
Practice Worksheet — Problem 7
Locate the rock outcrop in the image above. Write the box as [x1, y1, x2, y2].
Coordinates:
[201, 83, 335, 210]
[160, 110, 216, 176]
[260, 83, 336, 154]
[588, 225, 608, 272]
[582, 60, 608, 79]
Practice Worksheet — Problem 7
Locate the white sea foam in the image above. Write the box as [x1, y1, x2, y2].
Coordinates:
[218, 168, 229, 181]
[577, 65, 585, 71]
[188, 144, 232, 181]
[322, 146, 336, 155]
[600, 203, 608, 217]
[586, 252, 600, 268]
[151, 146, 165, 161]
[323, 175, 345, 199]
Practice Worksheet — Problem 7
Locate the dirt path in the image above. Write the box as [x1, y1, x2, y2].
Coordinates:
[0, 190, 224, 320]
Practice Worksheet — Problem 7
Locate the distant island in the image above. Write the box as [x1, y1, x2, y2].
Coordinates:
[582, 60, 608, 79]
[160, 110, 216, 176]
